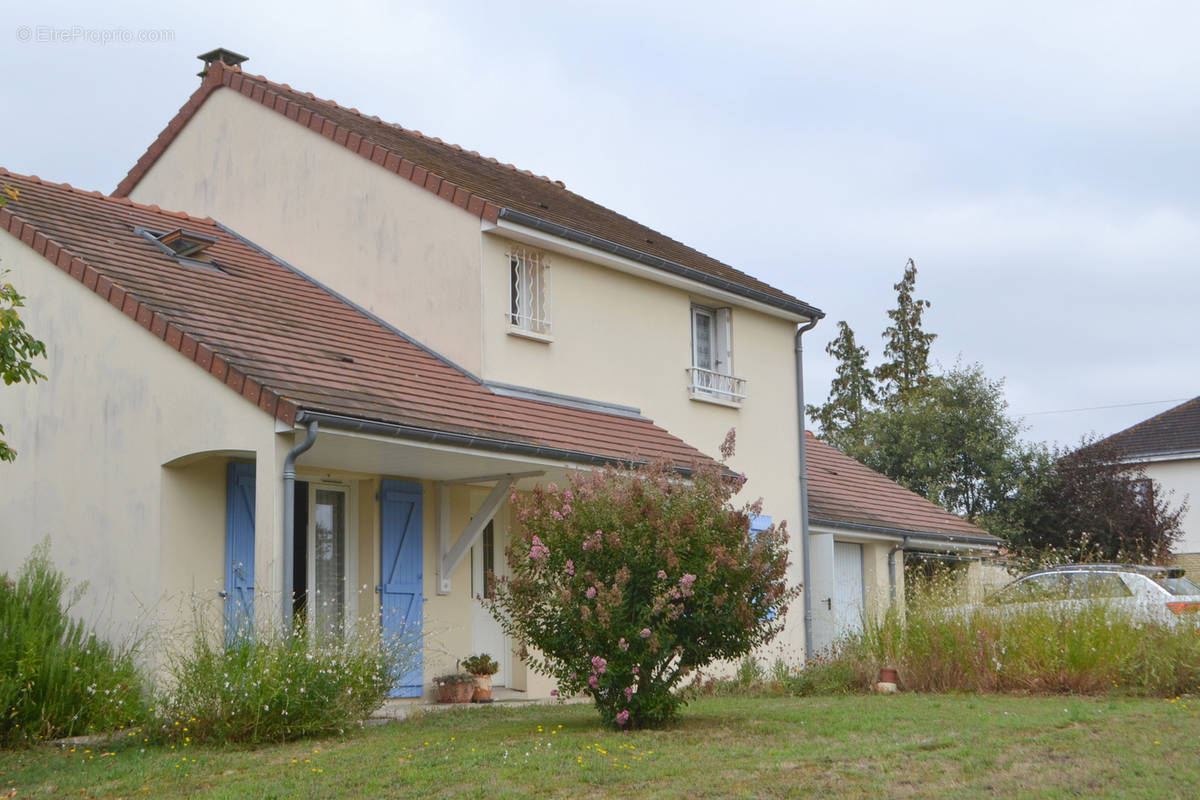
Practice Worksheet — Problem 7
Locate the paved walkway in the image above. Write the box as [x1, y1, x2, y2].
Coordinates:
[369, 688, 586, 723]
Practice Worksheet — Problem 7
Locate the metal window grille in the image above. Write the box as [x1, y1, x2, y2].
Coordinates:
[508, 245, 552, 334]
[687, 366, 748, 402]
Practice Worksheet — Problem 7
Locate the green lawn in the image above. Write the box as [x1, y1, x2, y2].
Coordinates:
[3, 694, 1199, 799]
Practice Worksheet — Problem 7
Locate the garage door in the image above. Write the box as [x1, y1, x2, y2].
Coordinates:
[833, 541, 865, 639]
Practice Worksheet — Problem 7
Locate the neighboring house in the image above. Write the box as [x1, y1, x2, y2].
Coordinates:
[2, 50, 837, 698]
[1094, 396, 1200, 573]
[803, 433, 1003, 652]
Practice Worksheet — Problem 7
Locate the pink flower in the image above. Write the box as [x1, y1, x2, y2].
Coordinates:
[632, 666, 639, 675]
[561, 504, 573, 515]
[657, 570, 667, 580]
[588, 675, 599, 689]
[640, 628, 651, 639]
[564, 490, 574, 502]
[550, 689, 559, 696]
[529, 535, 550, 560]
[591, 655, 607, 674]
[551, 510, 563, 520]
[565, 559, 575, 576]
[586, 586, 597, 599]
[624, 686, 633, 701]
[615, 709, 630, 726]
[680, 573, 696, 588]
[618, 637, 629, 651]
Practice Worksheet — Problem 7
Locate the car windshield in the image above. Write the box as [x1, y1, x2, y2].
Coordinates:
[1157, 575, 1200, 596]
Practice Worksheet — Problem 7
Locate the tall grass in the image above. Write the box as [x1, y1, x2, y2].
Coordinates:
[837, 579, 1200, 696]
[0, 543, 146, 746]
[159, 620, 416, 744]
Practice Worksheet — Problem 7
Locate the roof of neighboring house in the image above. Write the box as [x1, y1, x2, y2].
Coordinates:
[114, 60, 823, 320]
[805, 432, 1001, 544]
[0, 168, 718, 471]
[1096, 396, 1200, 459]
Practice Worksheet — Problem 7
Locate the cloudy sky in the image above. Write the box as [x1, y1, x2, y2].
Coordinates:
[4, 1, 1197, 448]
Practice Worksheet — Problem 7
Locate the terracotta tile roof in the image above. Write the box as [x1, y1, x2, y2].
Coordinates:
[0, 169, 718, 471]
[114, 61, 822, 319]
[805, 433, 999, 542]
[1096, 396, 1200, 459]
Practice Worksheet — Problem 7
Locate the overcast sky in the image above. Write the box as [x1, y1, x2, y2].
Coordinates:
[3, 1, 1197, 449]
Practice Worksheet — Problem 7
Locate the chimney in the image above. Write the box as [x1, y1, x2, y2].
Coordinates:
[197, 48, 248, 78]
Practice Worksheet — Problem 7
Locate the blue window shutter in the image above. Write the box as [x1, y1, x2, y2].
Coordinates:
[224, 462, 256, 643]
[380, 479, 423, 698]
[750, 514, 772, 534]
[749, 514, 775, 621]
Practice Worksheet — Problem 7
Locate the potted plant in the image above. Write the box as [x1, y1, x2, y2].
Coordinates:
[434, 671, 476, 704]
[461, 653, 500, 702]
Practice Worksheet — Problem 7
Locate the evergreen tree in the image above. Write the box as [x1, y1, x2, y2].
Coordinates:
[874, 258, 936, 399]
[806, 321, 877, 450]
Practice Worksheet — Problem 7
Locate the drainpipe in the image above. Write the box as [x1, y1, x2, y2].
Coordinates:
[795, 318, 819, 660]
[282, 419, 319, 630]
[888, 536, 911, 606]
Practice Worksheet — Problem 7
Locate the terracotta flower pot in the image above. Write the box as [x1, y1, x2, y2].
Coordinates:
[472, 674, 494, 702]
[436, 678, 475, 704]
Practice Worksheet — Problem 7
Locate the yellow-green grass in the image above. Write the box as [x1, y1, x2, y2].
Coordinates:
[3, 694, 1199, 799]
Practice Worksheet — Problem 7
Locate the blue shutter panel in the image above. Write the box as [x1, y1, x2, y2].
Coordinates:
[224, 462, 256, 642]
[380, 480, 423, 698]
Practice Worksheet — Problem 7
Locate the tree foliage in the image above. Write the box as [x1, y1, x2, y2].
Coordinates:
[873, 258, 936, 399]
[806, 321, 876, 452]
[1, 186, 48, 463]
[994, 435, 1187, 565]
[489, 435, 796, 729]
[845, 364, 1023, 521]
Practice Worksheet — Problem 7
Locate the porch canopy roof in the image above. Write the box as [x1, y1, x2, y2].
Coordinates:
[805, 432, 1002, 551]
[1, 169, 719, 473]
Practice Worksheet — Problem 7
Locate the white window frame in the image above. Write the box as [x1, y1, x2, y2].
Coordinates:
[507, 244, 552, 340]
[306, 481, 359, 640]
[688, 304, 746, 405]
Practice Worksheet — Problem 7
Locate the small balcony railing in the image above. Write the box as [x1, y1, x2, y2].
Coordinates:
[687, 366, 747, 404]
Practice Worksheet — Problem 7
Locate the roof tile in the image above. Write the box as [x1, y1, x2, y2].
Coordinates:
[1, 169, 716, 471]
[805, 432, 997, 541]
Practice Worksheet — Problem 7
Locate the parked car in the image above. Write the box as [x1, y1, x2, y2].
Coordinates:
[987, 564, 1200, 626]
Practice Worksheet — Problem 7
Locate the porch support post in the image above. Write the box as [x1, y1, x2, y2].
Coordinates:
[437, 476, 516, 595]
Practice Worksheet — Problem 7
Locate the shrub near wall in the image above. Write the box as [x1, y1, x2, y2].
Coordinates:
[160, 621, 411, 745]
[490, 435, 798, 729]
[0, 544, 146, 746]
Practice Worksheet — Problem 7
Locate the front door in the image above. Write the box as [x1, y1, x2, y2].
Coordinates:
[380, 480, 423, 698]
[471, 521, 508, 686]
[308, 483, 353, 639]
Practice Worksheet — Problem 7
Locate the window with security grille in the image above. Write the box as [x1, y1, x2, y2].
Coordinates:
[508, 245, 551, 335]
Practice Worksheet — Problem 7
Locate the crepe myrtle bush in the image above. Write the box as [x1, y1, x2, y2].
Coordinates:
[488, 432, 797, 729]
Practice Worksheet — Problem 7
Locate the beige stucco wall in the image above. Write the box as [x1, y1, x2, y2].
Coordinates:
[127, 88, 485, 375]
[0, 229, 282, 652]
[480, 234, 807, 656]
[1141, 458, 1200, 553]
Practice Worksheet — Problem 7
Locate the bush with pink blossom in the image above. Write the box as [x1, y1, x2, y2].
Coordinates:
[489, 433, 796, 729]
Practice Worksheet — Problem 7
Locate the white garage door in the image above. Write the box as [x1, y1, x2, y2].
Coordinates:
[833, 541, 865, 639]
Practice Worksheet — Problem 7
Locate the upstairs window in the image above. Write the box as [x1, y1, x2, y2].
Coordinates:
[508, 244, 551, 337]
[689, 304, 745, 404]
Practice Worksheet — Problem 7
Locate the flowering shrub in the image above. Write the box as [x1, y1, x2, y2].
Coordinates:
[0, 542, 147, 746]
[489, 433, 797, 728]
[160, 621, 412, 744]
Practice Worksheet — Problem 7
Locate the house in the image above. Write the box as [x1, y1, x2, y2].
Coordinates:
[1094, 396, 1200, 574]
[803, 433, 1003, 652]
[1, 50, 848, 698]
[0, 168, 725, 697]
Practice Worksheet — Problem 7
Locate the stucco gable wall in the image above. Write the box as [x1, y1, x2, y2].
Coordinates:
[127, 88, 485, 374]
[0, 229, 277, 643]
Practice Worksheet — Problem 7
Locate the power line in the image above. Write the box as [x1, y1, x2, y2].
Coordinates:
[1019, 398, 1190, 417]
